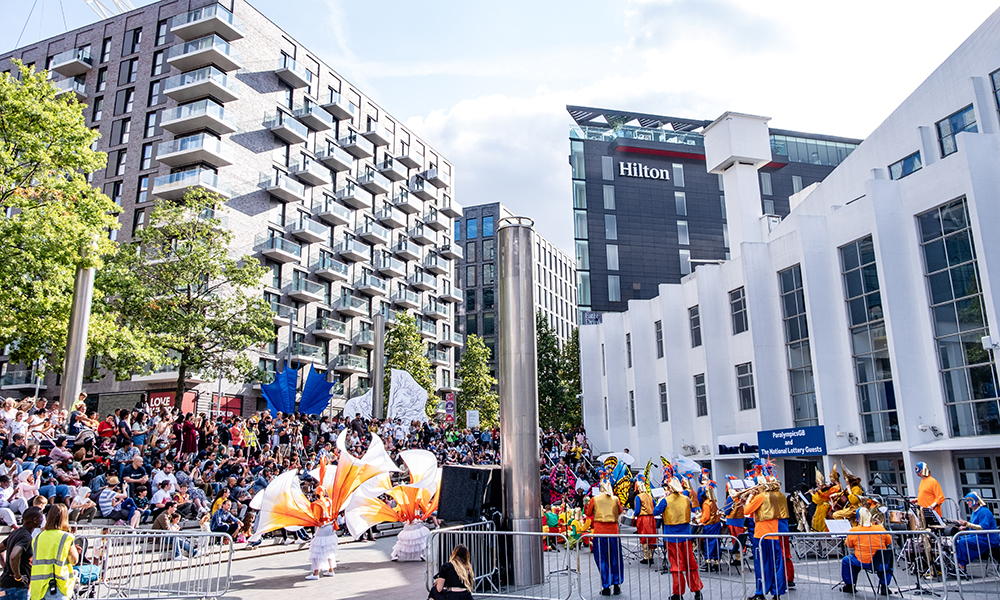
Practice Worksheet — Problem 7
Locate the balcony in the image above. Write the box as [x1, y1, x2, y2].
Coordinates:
[418, 320, 437, 339]
[170, 4, 245, 41]
[290, 342, 323, 364]
[408, 272, 437, 292]
[440, 381, 460, 394]
[355, 274, 388, 297]
[264, 172, 308, 204]
[266, 111, 309, 145]
[438, 244, 463, 260]
[315, 145, 353, 172]
[376, 254, 406, 278]
[376, 205, 406, 229]
[354, 330, 376, 349]
[334, 239, 370, 263]
[314, 255, 349, 282]
[153, 168, 231, 200]
[391, 289, 421, 310]
[427, 349, 449, 367]
[53, 78, 86, 101]
[424, 302, 449, 320]
[440, 195, 463, 218]
[294, 104, 334, 131]
[336, 181, 373, 210]
[257, 235, 301, 263]
[50, 47, 92, 77]
[290, 159, 332, 187]
[356, 221, 389, 245]
[276, 56, 312, 89]
[382, 309, 398, 328]
[156, 133, 233, 169]
[287, 217, 329, 244]
[335, 296, 369, 318]
[167, 34, 241, 72]
[163, 66, 240, 103]
[394, 239, 420, 261]
[423, 254, 449, 275]
[0, 370, 44, 390]
[322, 91, 355, 120]
[363, 122, 392, 147]
[409, 225, 436, 246]
[269, 300, 295, 326]
[338, 130, 375, 159]
[392, 189, 422, 215]
[423, 209, 449, 232]
[408, 177, 436, 201]
[377, 157, 408, 182]
[287, 277, 324, 303]
[441, 331, 464, 347]
[311, 317, 347, 340]
[396, 151, 423, 169]
[160, 99, 236, 135]
[332, 353, 367, 374]
[421, 167, 450, 189]
[311, 198, 351, 227]
[358, 170, 391, 195]
[130, 365, 207, 385]
[440, 284, 462, 303]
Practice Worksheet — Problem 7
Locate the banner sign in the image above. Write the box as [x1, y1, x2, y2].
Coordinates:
[145, 391, 197, 415]
[466, 410, 479, 429]
[757, 425, 826, 457]
[444, 393, 455, 423]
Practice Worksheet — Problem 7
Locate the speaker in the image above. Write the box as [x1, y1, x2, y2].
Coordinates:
[438, 465, 500, 523]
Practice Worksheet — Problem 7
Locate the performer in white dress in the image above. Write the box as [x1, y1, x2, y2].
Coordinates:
[306, 522, 339, 579]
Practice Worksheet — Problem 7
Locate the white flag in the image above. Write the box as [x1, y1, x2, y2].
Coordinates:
[388, 369, 429, 424]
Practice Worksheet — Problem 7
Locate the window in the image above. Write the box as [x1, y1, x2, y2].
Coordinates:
[675, 191, 687, 216]
[677, 221, 689, 246]
[578, 271, 591, 306]
[573, 180, 587, 208]
[604, 215, 617, 240]
[606, 245, 619, 270]
[483, 288, 494, 309]
[281, 84, 293, 110]
[483, 216, 494, 237]
[655, 320, 664, 358]
[992, 69, 1000, 125]
[483, 313, 495, 336]
[601, 344, 606, 375]
[888, 151, 922, 180]
[466, 218, 477, 239]
[119, 58, 138, 84]
[694, 374, 707, 417]
[483, 239, 495, 260]
[918, 198, 998, 436]
[679, 249, 691, 276]
[730, 287, 748, 334]
[155, 20, 168, 45]
[135, 175, 149, 203]
[114, 150, 127, 176]
[626, 333, 632, 368]
[629, 391, 636, 426]
[780, 265, 818, 426]
[96, 67, 107, 91]
[869, 457, 909, 500]
[92, 97, 103, 122]
[483, 264, 495, 284]
[763, 198, 775, 215]
[603, 185, 615, 210]
[150, 50, 166, 77]
[602, 156, 614, 180]
[140, 143, 154, 170]
[100, 38, 112, 63]
[466, 314, 478, 336]
[571, 141, 585, 178]
[736, 363, 756, 410]
[123, 28, 142, 55]
[574, 210, 588, 239]
[132, 208, 146, 235]
[720, 194, 727, 218]
[144, 112, 158, 137]
[454, 220, 460, 242]
[659, 383, 669, 422]
[106, 181, 123, 206]
[792, 175, 803, 193]
[769, 133, 858, 166]
[465, 265, 476, 287]
[937, 104, 977, 157]
[114, 88, 134, 115]
[723, 223, 730, 248]
[841, 236, 899, 442]
[760, 172, 772, 196]
[603, 397, 609, 430]
[115, 118, 130, 144]
[689, 306, 701, 348]
[672, 164, 684, 187]
[608, 275, 620, 302]
[466, 241, 476, 261]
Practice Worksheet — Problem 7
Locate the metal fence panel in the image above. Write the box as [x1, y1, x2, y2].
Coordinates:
[950, 529, 1000, 599]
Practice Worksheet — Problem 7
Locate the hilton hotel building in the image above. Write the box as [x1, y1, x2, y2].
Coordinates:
[0, 0, 463, 416]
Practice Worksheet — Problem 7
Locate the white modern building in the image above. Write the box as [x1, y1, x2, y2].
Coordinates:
[580, 9, 1000, 511]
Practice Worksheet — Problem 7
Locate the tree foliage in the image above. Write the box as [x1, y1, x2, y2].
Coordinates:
[537, 312, 582, 430]
[98, 188, 274, 401]
[457, 334, 498, 428]
[383, 310, 436, 416]
[561, 326, 582, 425]
[0, 61, 158, 373]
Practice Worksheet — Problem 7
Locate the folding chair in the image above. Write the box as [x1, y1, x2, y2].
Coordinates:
[861, 549, 901, 596]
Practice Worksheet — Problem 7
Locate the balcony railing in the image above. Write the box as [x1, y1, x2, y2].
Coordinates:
[392, 288, 420, 306]
[1, 370, 38, 387]
[276, 56, 312, 89]
[160, 99, 236, 134]
[162, 66, 240, 102]
[290, 342, 322, 360]
[570, 124, 705, 147]
[290, 277, 324, 296]
[312, 317, 347, 336]
[335, 295, 369, 314]
[170, 4, 245, 40]
[156, 133, 233, 167]
[314, 254, 349, 278]
[50, 47, 92, 76]
[355, 274, 388, 293]
[153, 168, 232, 199]
[52, 78, 86, 99]
[419, 321, 437, 336]
[269, 299, 295, 320]
[311, 197, 351, 225]
[257, 235, 302, 258]
[167, 34, 241, 71]
[333, 353, 367, 371]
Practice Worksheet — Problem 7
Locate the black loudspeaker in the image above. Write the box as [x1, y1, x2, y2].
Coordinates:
[438, 465, 500, 523]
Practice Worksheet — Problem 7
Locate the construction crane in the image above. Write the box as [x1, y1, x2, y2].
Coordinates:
[83, 0, 136, 19]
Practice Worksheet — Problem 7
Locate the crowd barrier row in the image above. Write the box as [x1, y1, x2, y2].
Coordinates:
[426, 526, 1000, 600]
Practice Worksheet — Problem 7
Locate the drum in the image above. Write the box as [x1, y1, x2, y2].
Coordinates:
[907, 511, 920, 531]
[620, 510, 636, 528]
[887, 510, 905, 524]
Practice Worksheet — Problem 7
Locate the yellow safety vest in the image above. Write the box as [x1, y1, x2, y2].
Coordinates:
[30, 530, 74, 600]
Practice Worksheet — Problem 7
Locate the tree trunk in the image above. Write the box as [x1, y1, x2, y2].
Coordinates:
[174, 353, 188, 411]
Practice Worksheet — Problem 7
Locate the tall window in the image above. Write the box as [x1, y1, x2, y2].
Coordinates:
[466, 314, 477, 336]
[100, 38, 112, 63]
[780, 265, 818, 426]
[140, 143, 154, 170]
[96, 67, 107, 91]
[730, 287, 748, 334]
[124, 28, 142, 55]
[625, 333, 632, 368]
[792, 175, 803, 193]
[135, 175, 149, 203]
[677, 221, 689, 245]
[655, 320, 664, 358]
[736, 363, 756, 410]
[889, 152, 922, 180]
[675, 191, 687, 216]
[689, 306, 702, 347]
[605, 215, 617, 240]
[466, 218, 477, 239]
[919, 198, 998, 436]
[629, 391, 635, 426]
[868, 457, 908, 500]
[679, 249, 691, 275]
[483, 216, 494, 237]
[608, 275, 620, 302]
[603, 185, 615, 210]
[672, 164, 685, 187]
[92, 97, 103, 122]
[465, 289, 476, 312]
[602, 156, 614, 181]
[841, 236, 899, 442]
[155, 20, 168, 45]
[694, 374, 707, 417]
[937, 105, 977, 157]
[606, 245, 619, 271]
[659, 383, 669, 422]
[760, 172, 773, 196]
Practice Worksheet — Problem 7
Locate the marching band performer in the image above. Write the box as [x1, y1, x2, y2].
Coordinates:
[913, 462, 945, 517]
[724, 478, 746, 566]
[744, 474, 787, 600]
[953, 492, 1000, 576]
[629, 474, 657, 565]
[654, 467, 704, 600]
[831, 465, 865, 522]
[698, 470, 723, 572]
[585, 468, 624, 596]
[811, 466, 840, 533]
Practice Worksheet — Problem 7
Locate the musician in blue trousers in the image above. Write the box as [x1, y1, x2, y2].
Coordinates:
[585, 472, 623, 596]
[954, 492, 1000, 576]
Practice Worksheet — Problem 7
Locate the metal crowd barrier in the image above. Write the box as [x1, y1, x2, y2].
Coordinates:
[75, 530, 234, 600]
[950, 529, 1000, 599]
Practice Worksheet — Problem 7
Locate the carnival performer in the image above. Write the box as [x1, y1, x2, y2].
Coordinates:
[744, 474, 787, 600]
[840, 507, 893, 595]
[811, 466, 840, 533]
[698, 470, 723, 573]
[831, 464, 865, 522]
[585, 468, 623, 596]
[653, 467, 703, 600]
[953, 492, 1000, 576]
[549, 458, 577, 505]
[629, 474, 657, 565]
[724, 477, 746, 566]
[913, 462, 945, 517]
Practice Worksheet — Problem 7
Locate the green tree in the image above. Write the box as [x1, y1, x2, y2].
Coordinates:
[98, 188, 274, 402]
[0, 61, 158, 373]
[456, 334, 498, 428]
[383, 310, 436, 416]
[537, 312, 568, 429]
[560, 327, 582, 427]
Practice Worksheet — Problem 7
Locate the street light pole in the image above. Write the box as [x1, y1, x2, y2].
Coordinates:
[61, 253, 97, 411]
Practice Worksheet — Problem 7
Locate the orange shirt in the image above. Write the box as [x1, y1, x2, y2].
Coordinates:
[744, 493, 779, 538]
[917, 476, 945, 516]
[847, 525, 892, 564]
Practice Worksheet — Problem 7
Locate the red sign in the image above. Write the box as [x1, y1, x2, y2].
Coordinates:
[444, 414, 454, 422]
[145, 391, 197, 414]
[210, 394, 243, 417]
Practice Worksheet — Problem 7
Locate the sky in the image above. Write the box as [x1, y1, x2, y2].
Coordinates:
[4, 0, 1000, 254]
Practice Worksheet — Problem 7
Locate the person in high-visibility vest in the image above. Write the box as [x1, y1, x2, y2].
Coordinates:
[29, 505, 77, 600]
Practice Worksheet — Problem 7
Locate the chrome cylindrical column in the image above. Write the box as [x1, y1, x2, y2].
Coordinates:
[61, 263, 96, 410]
[497, 216, 542, 585]
[372, 313, 386, 419]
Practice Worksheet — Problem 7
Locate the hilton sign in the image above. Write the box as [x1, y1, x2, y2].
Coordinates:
[619, 162, 671, 180]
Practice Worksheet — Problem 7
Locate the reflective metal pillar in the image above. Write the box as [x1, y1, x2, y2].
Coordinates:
[497, 216, 542, 585]
[372, 313, 385, 419]
[61, 263, 96, 410]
